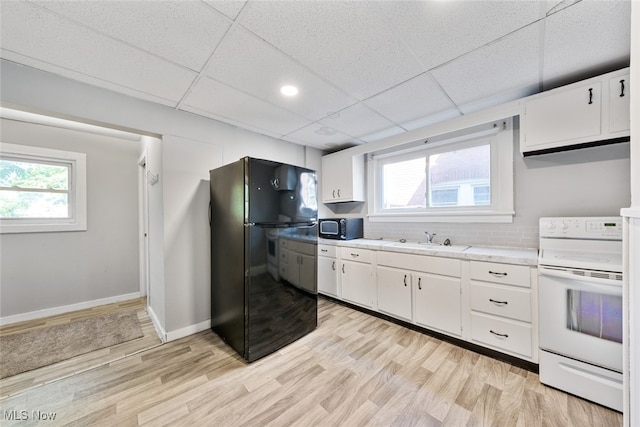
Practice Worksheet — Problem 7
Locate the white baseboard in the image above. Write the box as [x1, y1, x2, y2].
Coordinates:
[0, 292, 141, 326]
[165, 318, 211, 342]
[147, 305, 167, 343]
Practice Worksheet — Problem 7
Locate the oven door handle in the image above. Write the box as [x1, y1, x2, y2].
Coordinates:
[539, 267, 622, 289]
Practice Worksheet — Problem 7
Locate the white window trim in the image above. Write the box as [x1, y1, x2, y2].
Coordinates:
[0, 142, 87, 233]
[367, 119, 514, 223]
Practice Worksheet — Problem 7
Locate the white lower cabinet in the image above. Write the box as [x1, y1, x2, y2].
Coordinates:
[376, 266, 412, 321]
[318, 244, 338, 297]
[414, 272, 462, 337]
[468, 261, 536, 361]
[284, 240, 316, 293]
[470, 312, 532, 358]
[340, 247, 374, 308]
[328, 243, 536, 364]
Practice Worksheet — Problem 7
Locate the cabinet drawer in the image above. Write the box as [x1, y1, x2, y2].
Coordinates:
[318, 244, 337, 258]
[377, 251, 460, 277]
[469, 261, 530, 288]
[470, 313, 532, 358]
[340, 247, 373, 263]
[470, 282, 531, 322]
[289, 240, 316, 256]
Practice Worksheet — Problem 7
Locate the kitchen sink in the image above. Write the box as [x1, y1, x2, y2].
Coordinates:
[388, 241, 470, 252]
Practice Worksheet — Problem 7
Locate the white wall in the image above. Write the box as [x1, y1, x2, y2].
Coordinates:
[0, 59, 307, 337]
[0, 118, 141, 318]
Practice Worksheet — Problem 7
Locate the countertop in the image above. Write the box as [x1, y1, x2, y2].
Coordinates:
[318, 238, 538, 266]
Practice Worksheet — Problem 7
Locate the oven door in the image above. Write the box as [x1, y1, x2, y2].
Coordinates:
[539, 266, 622, 372]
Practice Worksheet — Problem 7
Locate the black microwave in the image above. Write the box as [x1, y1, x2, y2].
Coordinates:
[318, 218, 363, 240]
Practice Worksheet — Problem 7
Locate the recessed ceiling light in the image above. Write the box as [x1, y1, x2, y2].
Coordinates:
[280, 85, 299, 97]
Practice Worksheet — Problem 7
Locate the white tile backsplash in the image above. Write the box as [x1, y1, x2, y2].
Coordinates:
[365, 221, 539, 249]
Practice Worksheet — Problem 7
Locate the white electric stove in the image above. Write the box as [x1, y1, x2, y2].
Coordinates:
[538, 216, 623, 412]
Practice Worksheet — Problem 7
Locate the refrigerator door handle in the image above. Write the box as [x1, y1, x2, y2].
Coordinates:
[247, 221, 317, 228]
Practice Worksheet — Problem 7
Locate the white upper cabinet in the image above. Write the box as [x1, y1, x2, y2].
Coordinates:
[520, 68, 630, 156]
[522, 82, 602, 150]
[321, 152, 365, 203]
[608, 73, 630, 134]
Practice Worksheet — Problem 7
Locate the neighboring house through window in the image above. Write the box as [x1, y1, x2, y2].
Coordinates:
[369, 119, 514, 223]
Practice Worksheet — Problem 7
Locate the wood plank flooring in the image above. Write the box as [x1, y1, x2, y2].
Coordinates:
[0, 298, 622, 426]
[0, 297, 162, 399]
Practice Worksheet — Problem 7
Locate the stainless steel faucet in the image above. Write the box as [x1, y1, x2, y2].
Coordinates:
[424, 231, 436, 243]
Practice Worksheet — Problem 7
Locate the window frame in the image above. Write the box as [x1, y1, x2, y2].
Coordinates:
[0, 143, 87, 233]
[368, 119, 514, 223]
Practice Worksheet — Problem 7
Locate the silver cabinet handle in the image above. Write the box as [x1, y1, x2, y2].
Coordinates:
[489, 298, 508, 306]
[332, 190, 336, 198]
[488, 271, 507, 277]
[418, 277, 422, 290]
[342, 264, 345, 274]
[337, 189, 341, 197]
[331, 261, 335, 271]
[320, 249, 328, 253]
[490, 330, 509, 339]
[403, 274, 407, 286]
[350, 253, 359, 258]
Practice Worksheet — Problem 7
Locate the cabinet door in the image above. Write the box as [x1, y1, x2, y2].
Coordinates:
[523, 82, 602, 150]
[321, 153, 364, 203]
[287, 252, 301, 286]
[298, 253, 317, 293]
[414, 273, 461, 337]
[377, 266, 412, 320]
[279, 248, 290, 281]
[609, 74, 630, 133]
[341, 260, 373, 308]
[318, 256, 338, 297]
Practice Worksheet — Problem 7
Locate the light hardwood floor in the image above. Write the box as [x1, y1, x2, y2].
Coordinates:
[0, 298, 622, 426]
[0, 297, 162, 399]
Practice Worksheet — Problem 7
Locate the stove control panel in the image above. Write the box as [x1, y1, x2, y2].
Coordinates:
[540, 217, 622, 239]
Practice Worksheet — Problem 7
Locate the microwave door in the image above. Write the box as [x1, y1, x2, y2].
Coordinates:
[320, 221, 339, 236]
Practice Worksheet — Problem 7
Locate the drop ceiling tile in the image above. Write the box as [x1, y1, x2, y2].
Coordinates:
[401, 110, 463, 132]
[363, 73, 458, 125]
[203, 0, 247, 20]
[359, 126, 407, 144]
[33, 0, 230, 71]
[374, 1, 541, 70]
[319, 103, 401, 139]
[181, 77, 312, 136]
[283, 123, 356, 150]
[239, 1, 424, 100]
[205, 26, 357, 121]
[542, 0, 631, 85]
[431, 24, 541, 111]
[0, 1, 197, 103]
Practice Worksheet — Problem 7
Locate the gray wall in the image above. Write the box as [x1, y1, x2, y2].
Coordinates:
[365, 140, 630, 248]
[325, 120, 630, 248]
[0, 59, 310, 337]
[0, 118, 141, 316]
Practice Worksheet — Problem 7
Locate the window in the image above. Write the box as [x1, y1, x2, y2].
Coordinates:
[369, 119, 514, 223]
[0, 143, 86, 233]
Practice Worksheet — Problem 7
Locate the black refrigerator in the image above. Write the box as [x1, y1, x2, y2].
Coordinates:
[209, 157, 318, 362]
